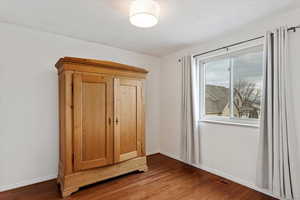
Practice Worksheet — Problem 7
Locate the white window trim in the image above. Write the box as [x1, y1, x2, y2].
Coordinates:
[200, 118, 259, 128]
[195, 41, 263, 127]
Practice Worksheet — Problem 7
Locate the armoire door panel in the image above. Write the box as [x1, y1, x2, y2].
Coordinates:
[120, 84, 137, 154]
[114, 78, 143, 163]
[82, 82, 106, 161]
[73, 73, 113, 171]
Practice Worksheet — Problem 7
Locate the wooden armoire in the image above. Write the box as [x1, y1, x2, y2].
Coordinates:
[55, 57, 148, 197]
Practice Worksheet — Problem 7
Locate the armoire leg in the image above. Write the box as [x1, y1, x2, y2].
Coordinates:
[138, 165, 149, 172]
[61, 185, 79, 198]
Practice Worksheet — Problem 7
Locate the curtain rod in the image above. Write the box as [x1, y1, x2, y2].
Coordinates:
[192, 25, 300, 58]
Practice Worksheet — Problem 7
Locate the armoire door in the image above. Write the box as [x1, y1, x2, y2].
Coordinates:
[114, 78, 144, 163]
[73, 73, 114, 171]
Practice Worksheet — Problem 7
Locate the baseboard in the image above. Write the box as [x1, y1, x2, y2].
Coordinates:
[159, 151, 181, 161]
[0, 152, 159, 193]
[0, 174, 57, 192]
[0, 152, 283, 200]
[159, 151, 279, 200]
[146, 151, 160, 156]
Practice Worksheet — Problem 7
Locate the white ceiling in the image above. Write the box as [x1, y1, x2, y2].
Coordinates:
[0, 0, 298, 57]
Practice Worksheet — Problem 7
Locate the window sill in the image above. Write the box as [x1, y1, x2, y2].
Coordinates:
[199, 119, 259, 128]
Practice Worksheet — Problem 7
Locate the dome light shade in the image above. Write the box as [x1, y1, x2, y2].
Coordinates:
[130, 0, 160, 28]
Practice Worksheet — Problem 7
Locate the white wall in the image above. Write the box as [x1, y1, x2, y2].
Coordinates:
[0, 22, 161, 191]
[160, 7, 300, 193]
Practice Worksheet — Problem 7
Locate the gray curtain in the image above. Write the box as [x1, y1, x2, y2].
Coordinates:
[180, 55, 200, 164]
[257, 26, 300, 200]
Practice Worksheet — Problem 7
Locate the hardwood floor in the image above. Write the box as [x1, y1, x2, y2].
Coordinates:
[0, 154, 277, 200]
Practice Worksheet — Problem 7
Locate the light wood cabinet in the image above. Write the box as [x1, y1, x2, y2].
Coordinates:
[55, 57, 148, 197]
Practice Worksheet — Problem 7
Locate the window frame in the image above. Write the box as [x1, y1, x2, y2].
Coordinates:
[195, 42, 264, 127]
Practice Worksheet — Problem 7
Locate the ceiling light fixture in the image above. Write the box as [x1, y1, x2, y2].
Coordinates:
[130, 0, 160, 28]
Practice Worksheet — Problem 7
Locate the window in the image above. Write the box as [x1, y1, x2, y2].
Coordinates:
[198, 45, 263, 126]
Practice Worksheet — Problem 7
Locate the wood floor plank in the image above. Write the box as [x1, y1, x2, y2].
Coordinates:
[0, 154, 277, 200]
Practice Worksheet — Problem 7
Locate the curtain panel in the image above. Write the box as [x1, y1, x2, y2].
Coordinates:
[257, 26, 300, 200]
[180, 55, 200, 164]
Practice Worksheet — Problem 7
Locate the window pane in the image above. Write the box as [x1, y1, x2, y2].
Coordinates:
[232, 49, 263, 119]
[205, 58, 230, 117]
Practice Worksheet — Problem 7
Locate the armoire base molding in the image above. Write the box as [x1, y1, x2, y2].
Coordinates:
[58, 156, 148, 198]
